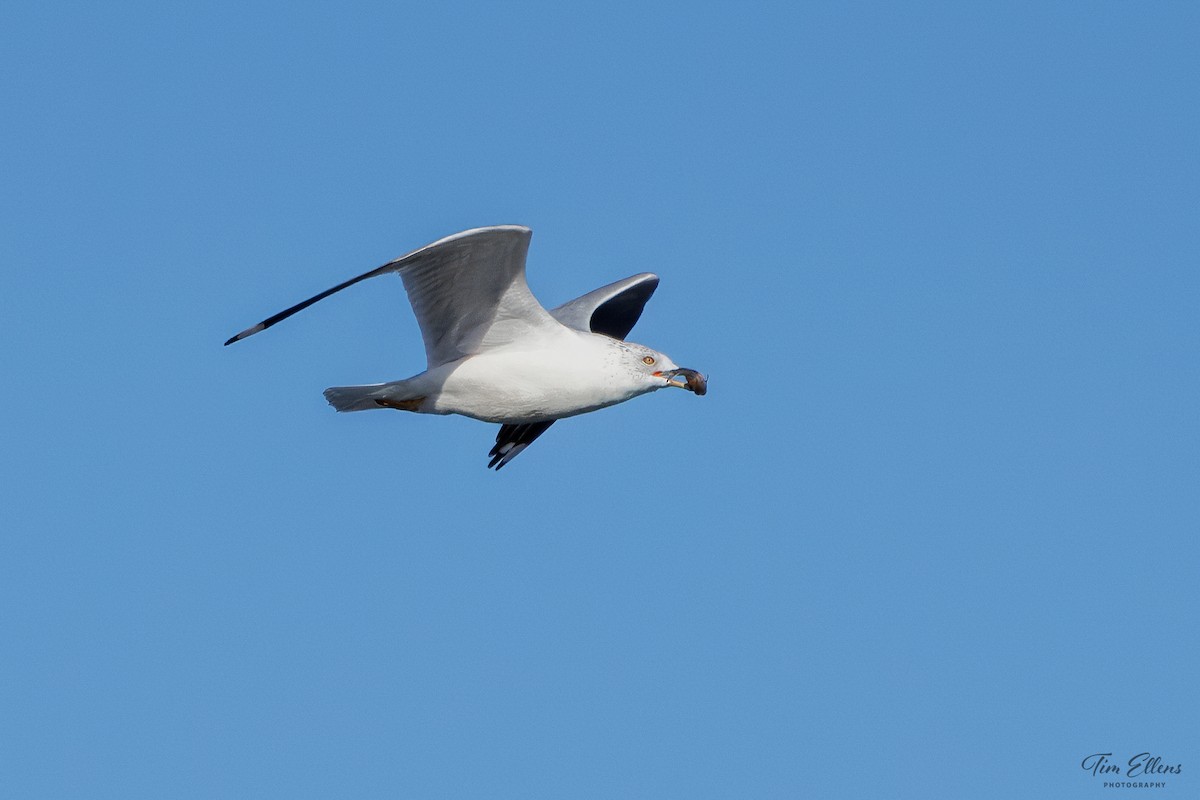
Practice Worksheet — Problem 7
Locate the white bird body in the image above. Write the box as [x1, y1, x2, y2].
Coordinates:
[226, 225, 704, 468]
[327, 329, 681, 424]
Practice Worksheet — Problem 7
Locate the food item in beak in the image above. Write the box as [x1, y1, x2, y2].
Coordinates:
[672, 368, 707, 396]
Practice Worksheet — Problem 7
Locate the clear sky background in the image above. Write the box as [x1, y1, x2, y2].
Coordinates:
[1, 2, 1196, 798]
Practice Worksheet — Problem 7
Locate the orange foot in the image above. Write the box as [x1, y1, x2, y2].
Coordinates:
[374, 396, 426, 412]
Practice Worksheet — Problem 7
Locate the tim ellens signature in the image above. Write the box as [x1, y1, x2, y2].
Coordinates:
[1082, 753, 1182, 778]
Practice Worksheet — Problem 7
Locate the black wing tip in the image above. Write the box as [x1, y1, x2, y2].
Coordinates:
[489, 446, 523, 470]
[487, 421, 554, 470]
[487, 444, 516, 470]
[223, 323, 266, 347]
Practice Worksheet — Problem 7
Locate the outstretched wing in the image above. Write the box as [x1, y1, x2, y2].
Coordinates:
[549, 273, 660, 339]
[224, 226, 560, 367]
[487, 273, 661, 470]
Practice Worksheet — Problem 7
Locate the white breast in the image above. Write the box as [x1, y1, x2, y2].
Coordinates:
[429, 330, 647, 424]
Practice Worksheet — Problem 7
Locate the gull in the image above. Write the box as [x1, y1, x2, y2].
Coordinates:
[224, 225, 706, 469]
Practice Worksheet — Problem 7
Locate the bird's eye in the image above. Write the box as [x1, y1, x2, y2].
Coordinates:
[642, 356, 655, 365]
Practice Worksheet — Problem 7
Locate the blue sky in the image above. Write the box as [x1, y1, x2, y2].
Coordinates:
[1, 2, 1196, 797]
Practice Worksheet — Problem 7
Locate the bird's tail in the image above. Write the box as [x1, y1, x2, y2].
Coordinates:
[323, 381, 419, 413]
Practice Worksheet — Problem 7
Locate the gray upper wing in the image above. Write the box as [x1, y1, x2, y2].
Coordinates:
[398, 226, 559, 365]
[225, 226, 559, 367]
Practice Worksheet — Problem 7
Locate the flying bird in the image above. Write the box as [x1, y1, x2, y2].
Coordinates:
[224, 225, 706, 469]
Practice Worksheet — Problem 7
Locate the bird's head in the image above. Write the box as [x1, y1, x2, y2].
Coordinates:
[620, 341, 708, 396]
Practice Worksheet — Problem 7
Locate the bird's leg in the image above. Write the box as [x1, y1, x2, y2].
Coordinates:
[374, 396, 426, 412]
